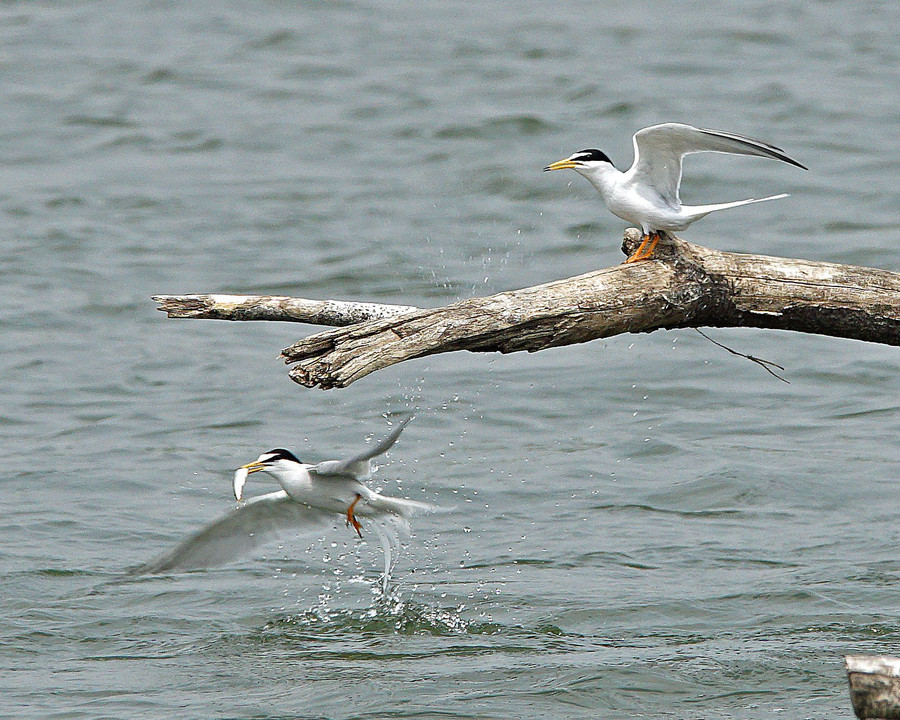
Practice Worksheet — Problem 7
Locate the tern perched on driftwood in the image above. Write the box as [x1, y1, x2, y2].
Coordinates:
[545, 122, 807, 262]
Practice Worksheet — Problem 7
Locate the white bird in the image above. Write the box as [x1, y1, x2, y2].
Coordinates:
[544, 122, 807, 262]
[135, 415, 433, 574]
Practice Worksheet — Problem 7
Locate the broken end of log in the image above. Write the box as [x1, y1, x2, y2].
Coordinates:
[846, 655, 900, 720]
[288, 363, 341, 390]
[153, 294, 214, 318]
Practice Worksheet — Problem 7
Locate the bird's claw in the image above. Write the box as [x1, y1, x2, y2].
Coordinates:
[624, 232, 660, 263]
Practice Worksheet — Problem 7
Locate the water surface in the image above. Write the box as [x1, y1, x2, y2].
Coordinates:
[1, 1, 898, 718]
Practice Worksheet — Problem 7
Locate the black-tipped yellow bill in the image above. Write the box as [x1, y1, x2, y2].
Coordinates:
[543, 158, 579, 172]
[239, 461, 267, 473]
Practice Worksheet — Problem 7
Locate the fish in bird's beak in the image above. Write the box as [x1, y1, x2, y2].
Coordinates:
[543, 157, 580, 172]
[233, 461, 266, 502]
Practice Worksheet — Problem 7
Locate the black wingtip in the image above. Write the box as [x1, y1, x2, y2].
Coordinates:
[772, 148, 808, 171]
[698, 127, 807, 171]
[781, 155, 808, 171]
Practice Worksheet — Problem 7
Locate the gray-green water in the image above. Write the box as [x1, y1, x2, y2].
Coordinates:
[2, 2, 899, 718]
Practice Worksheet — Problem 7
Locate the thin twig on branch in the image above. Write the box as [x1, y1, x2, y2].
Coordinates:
[694, 328, 789, 383]
[154, 230, 900, 390]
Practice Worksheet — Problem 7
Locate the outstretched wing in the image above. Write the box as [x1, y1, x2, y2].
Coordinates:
[312, 414, 413, 480]
[630, 123, 806, 205]
[132, 491, 333, 574]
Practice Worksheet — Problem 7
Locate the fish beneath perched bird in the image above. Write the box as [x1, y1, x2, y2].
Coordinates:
[544, 122, 807, 262]
[135, 415, 433, 574]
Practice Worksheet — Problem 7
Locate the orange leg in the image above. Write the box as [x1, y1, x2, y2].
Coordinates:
[642, 233, 660, 259]
[624, 233, 651, 263]
[624, 232, 660, 263]
[346, 493, 363, 538]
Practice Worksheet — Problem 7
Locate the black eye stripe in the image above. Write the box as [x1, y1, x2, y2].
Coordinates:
[262, 448, 301, 463]
[572, 149, 612, 164]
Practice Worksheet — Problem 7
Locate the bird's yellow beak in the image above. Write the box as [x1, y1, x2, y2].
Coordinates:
[543, 158, 579, 172]
[239, 461, 266, 474]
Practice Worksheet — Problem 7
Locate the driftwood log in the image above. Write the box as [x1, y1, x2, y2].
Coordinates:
[847, 655, 900, 720]
[154, 230, 900, 389]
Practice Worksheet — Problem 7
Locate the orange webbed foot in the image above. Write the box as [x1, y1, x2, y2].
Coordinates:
[624, 232, 660, 263]
[346, 493, 363, 538]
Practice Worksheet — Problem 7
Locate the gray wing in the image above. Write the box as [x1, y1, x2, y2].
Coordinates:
[131, 490, 333, 574]
[312, 414, 413, 480]
[630, 123, 807, 205]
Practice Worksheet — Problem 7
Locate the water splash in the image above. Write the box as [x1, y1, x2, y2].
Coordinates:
[263, 593, 495, 638]
[370, 519, 398, 595]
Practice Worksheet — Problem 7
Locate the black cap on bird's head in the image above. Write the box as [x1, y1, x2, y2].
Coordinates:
[570, 149, 614, 164]
[258, 448, 302, 465]
[544, 148, 614, 172]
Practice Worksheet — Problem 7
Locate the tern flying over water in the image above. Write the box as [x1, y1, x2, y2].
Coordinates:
[544, 122, 807, 262]
[135, 415, 432, 574]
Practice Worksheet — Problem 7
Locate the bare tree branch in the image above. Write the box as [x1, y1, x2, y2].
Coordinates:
[153, 230, 900, 390]
[152, 294, 417, 326]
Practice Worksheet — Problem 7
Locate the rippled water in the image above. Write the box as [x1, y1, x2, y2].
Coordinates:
[2, 1, 899, 718]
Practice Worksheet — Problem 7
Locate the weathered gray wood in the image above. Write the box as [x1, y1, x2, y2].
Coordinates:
[279, 231, 900, 388]
[153, 230, 900, 390]
[152, 293, 417, 326]
[846, 655, 900, 719]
